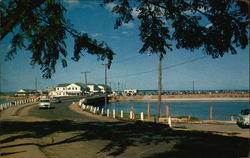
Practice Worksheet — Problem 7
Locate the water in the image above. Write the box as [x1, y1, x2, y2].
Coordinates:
[106, 101, 250, 120]
[0, 99, 11, 104]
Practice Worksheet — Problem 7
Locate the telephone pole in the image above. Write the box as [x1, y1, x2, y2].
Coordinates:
[81, 72, 90, 86]
[157, 53, 163, 121]
[35, 78, 38, 91]
[81, 72, 90, 95]
[192, 80, 195, 94]
[102, 64, 108, 111]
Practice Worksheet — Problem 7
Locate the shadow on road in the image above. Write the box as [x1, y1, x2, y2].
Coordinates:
[0, 120, 249, 158]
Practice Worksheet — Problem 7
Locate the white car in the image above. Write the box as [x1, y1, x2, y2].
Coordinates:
[237, 109, 250, 128]
[39, 98, 51, 109]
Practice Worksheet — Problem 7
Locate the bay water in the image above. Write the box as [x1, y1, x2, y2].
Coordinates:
[107, 101, 250, 120]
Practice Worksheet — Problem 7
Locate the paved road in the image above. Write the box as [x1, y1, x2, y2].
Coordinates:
[0, 99, 249, 158]
[28, 99, 99, 122]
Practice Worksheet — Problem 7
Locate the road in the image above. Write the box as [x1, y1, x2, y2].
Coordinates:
[0, 98, 249, 158]
[28, 99, 99, 121]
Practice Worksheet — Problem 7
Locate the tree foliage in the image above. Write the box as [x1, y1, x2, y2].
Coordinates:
[0, 0, 114, 78]
[104, 0, 249, 58]
[1, 0, 249, 78]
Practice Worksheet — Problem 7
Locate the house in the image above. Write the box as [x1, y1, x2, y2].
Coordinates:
[98, 84, 112, 93]
[124, 89, 138, 95]
[87, 84, 101, 94]
[16, 89, 38, 96]
[55, 83, 89, 96]
[53, 82, 111, 97]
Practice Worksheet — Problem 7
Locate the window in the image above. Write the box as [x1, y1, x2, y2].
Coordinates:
[68, 88, 71, 90]
[63, 88, 65, 90]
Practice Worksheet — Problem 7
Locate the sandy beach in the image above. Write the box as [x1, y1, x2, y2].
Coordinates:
[112, 93, 249, 102]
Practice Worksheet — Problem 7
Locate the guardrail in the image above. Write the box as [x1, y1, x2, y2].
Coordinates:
[0, 99, 37, 112]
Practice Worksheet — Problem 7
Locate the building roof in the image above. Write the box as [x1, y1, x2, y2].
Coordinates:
[98, 84, 111, 89]
[74, 83, 88, 88]
[57, 83, 71, 87]
[17, 89, 37, 93]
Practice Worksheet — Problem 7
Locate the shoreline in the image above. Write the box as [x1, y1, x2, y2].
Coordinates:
[112, 97, 249, 102]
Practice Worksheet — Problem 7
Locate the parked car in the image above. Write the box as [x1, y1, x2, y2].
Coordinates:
[237, 109, 250, 128]
[51, 97, 61, 103]
[39, 98, 51, 109]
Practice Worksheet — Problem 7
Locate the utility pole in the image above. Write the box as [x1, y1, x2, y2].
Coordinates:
[109, 82, 112, 92]
[118, 82, 120, 93]
[35, 78, 38, 92]
[157, 53, 163, 121]
[192, 80, 195, 94]
[102, 64, 108, 111]
[81, 72, 90, 86]
[81, 72, 90, 94]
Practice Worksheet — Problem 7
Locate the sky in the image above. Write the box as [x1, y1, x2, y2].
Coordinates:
[0, 0, 249, 92]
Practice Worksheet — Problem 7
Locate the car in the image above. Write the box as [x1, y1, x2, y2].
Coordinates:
[51, 97, 61, 103]
[236, 109, 250, 128]
[39, 98, 51, 109]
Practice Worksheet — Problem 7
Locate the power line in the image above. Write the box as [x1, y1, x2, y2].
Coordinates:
[109, 56, 207, 79]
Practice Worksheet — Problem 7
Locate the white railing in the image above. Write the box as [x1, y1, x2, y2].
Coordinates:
[0, 98, 37, 112]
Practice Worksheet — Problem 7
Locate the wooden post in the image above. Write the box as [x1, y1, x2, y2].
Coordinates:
[210, 105, 213, 120]
[147, 103, 150, 120]
[166, 104, 169, 118]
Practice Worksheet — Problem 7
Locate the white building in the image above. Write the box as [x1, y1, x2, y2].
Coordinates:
[55, 83, 88, 96]
[98, 84, 112, 93]
[53, 83, 113, 97]
[87, 84, 101, 93]
[16, 89, 38, 96]
[124, 89, 138, 95]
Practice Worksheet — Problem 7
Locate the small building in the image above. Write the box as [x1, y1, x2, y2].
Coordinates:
[124, 89, 138, 95]
[16, 89, 38, 96]
[87, 84, 101, 94]
[98, 84, 112, 93]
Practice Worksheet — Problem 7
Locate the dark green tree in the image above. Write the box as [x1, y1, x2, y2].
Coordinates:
[104, 0, 248, 57]
[1, 0, 249, 118]
[103, 0, 249, 119]
[0, 0, 115, 78]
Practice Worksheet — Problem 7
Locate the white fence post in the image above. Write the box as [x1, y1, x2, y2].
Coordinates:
[121, 110, 123, 118]
[107, 109, 110, 117]
[130, 111, 133, 119]
[101, 108, 104, 115]
[168, 116, 172, 128]
[140, 112, 144, 121]
[113, 109, 116, 118]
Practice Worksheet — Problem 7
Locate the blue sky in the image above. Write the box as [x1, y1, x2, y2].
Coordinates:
[0, 0, 249, 92]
